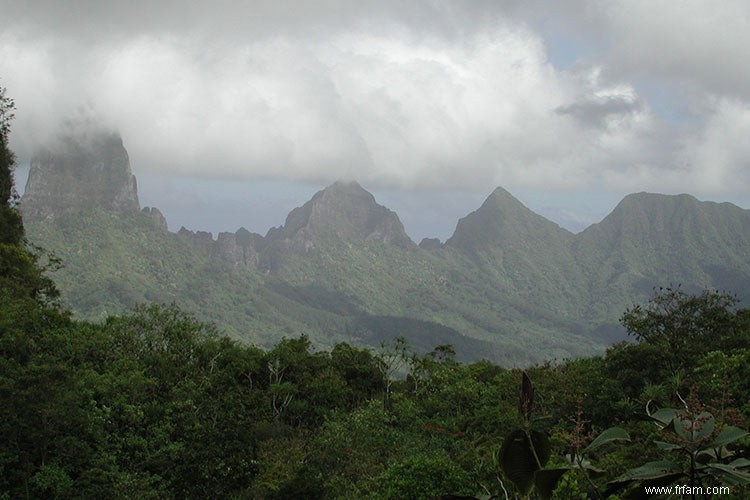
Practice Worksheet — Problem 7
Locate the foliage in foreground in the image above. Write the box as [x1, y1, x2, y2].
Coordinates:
[2, 287, 749, 498]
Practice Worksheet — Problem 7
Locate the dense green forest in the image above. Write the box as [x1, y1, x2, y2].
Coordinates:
[2, 88, 749, 498]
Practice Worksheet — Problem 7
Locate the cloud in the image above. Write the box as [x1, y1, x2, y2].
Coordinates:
[555, 92, 644, 129]
[680, 98, 750, 192]
[600, 0, 750, 100]
[1, 0, 748, 203]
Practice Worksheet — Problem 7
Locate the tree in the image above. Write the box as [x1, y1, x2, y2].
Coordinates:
[330, 342, 383, 408]
[0, 84, 58, 302]
[620, 287, 739, 374]
[1, 83, 23, 245]
[379, 452, 474, 499]
[0, 84, 16, 192]
[376, 336, 410, 406]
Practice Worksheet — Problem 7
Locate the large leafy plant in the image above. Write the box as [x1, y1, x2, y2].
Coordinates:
[493, 372, 629, 499]
[608, 399, 750, 497]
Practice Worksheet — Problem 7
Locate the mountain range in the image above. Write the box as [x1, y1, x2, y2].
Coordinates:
[20, 130, 750, 365]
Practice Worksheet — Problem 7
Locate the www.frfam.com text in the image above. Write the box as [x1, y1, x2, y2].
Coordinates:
[645, 484, 731, 496]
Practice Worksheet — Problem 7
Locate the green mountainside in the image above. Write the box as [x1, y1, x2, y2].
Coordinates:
[20, 133, 750, 365]
[445, 187, 587, 320]
[575, 192, 750, 327]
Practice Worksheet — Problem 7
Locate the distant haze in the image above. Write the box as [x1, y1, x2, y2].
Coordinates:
[3, 1, 749, 240]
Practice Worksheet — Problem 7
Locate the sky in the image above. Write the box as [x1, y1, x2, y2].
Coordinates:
[2, 1, 749, 241]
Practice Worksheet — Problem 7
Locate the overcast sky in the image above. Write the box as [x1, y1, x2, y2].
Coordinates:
[2, 1, 749, 241]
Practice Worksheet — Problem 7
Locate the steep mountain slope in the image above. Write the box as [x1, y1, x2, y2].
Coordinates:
[446, 187, 572, 255]
[268, 180, 413, 249]
[18, 131, 350, 350]
[248, 182, 548, 360]
[445, 187, 586, 318]
[574, 192, 750, 324]
[26, 208, 393, 352]
[250, 180, 429, 323]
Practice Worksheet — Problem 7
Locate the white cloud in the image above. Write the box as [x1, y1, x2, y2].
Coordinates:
[2, 24, 654, 190]
[0, 0, 748, 207]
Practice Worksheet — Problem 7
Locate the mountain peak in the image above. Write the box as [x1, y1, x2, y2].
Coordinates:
[315, 179, 378, 209]
[580, 191, 749, 243]
[618, 191, 697, 208]
[476, 186, 532, 213]
[446, 186, 571, 253]
[485, 186, 516, 202]
[329, 179, 366, 191]
[574, 192, 750, 298]
[266, 181, 414, 251]
[21, 129, 140, 221]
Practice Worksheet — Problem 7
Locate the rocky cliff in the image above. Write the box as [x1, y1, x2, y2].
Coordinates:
[260, 180, 415, 271]
[177, 226, 263, 270]
[267, 181, 413, 247]
[21, 130, 140, 220]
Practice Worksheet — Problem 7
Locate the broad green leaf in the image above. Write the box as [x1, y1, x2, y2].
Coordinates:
[615, 460, 683, 481]
[534, 468, 569, 500]
[697, 448, 720, 462]
[692, 412, 715, 441]
[648, 408, 677, 427]
[707, 426, 749, 449]
[528, 429, 551, 469]
[706, 463, 750, 485]
[565, 454, 604, 473]
[674, 411, 714, 443]
[499, 429, 550, 494]
[673, 414, 692, 441]
[584, 427, 630, 452]
[499, 429, 537, 494]
[654, 440, 682, 451]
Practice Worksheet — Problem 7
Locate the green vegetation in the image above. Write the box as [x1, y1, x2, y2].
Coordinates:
[1, 85, 57, 304]
[0, 84, 21, 245]
[24, 210, 365, 351]
[2, 285, 748, 497]
[24, 175, 750, 366]
[609, 402, 749, 496]
[27, 208, 607, 365]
